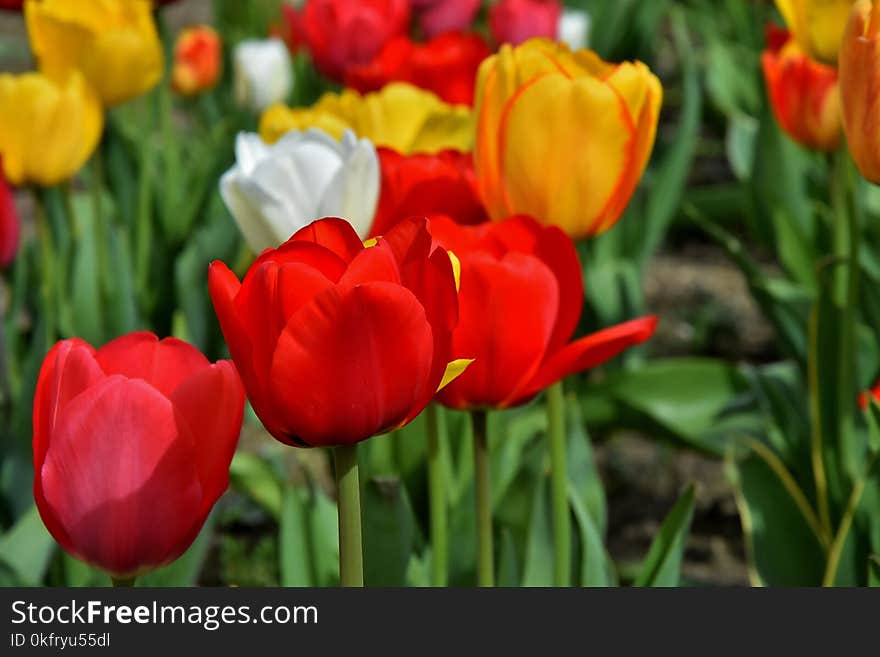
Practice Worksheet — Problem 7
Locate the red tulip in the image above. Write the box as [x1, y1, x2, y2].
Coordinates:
[33, 332, 245, 578]
[209, 216, 463, 447]
[411, 0, 481, 39]
[345, 32, 491, 106]
[431, 215, 658, 409]
[275, 3, 306, 54]
[370, 147, 488, 237]
[489, 0, 561, 46]
[0, 156, 19, 268]
[0, 0, 23, 11]
[299, 0, 410, 81]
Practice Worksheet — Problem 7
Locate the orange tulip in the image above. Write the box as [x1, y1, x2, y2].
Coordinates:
[840, 0, 880, 182]
[172, 25, 222, 96]
[473, 39, 661, 238]
[762, 25, 841, 151]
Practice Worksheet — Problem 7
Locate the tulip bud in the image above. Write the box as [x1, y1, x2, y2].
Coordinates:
[412, 0, 481, 39]
[762, 26, 841, 151]
[233, 38, 294, 113]
[33, 333, 245, 579]
[840, 0, 880, 182]
[0, 157, 20, 268]
[0, 71, 103, 187]
[774, 0, 857, 64]
[474, 39, 662, 238]
[25, 0, 163, 106]
[557, 8, 590, 50]
[209, 217, 467, 447]
[220, 129, 380, 253]
[172, 26, 222, 97]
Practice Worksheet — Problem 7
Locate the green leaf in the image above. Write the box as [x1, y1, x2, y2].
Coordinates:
[497, 529, 520, 587]
[0, 505, 56, 586]
[566, 397, 607, 536]
[521, 478, 554, 587]
[308, 489, 340, 587]
[362, 477, 419, 586]
[568, 483, 615, 587]
[229, 451, 284, 519]
[869, 555, 880, 586]
[633, 485, 695, 587]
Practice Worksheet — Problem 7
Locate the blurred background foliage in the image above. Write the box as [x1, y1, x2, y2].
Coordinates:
[1, 0, 878, 587]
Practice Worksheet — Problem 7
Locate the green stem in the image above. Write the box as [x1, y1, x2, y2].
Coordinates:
[135, 142, 153, 313]
[472, 410, 493, 587]
[91, 146, 112, 310]
[425, 403, 448, 586]
[334, 444, 364, 587]
[547, 381, 571, 586]
[807, 304, 832, 538]
[32, 190, 56, 345]
[112, 577, 135, 587]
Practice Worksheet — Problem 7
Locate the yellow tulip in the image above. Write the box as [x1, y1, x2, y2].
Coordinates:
[474, 38, 662, 238]
[775, 0, 857, 63]
[25, 0, 163, 106]
[259, 83, 473, 154]
[0, 71, 103, 187]
[839, 0, 880, 182]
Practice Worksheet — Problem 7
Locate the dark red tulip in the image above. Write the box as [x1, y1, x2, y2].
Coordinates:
[489, 0, 561, 46]
[0, 0, 23, 11]
[345, 32, 491, 105]
[411, 0, 481, 38]
[370, 147, 488, 238]
[0, 156, 19, 268]
[209, 216, 463, 447]
[431, 215, 658, 409]
[299, 0, 410, 81]
[33, 333, 245, 578]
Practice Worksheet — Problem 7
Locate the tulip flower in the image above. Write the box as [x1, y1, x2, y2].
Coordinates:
[209, 216, 468, 448]
[25, 0, 163, 107]
[260, 83, 473, 154]
[233, 38, 294, 113]
[220, 130, 380, 253]
[0, 0, 23, 11]
[370, 148, 487, 237]
[840, 0, 880, 183]
[345, 32, 491, 106]
[0, 157, 20, 268]
[762, 26, 841, 152]
[489, 0, 561, 46]
[431, 215, 657, 409]
[774, 0, 856, 64]
[411, 0, 481, 39]
[172, 25, 223, 97]
[474, 39, 662, 238]
[298, 0, 410, 81]
[0, 71, 103, 187]
[558, 8, 591, 50]
[33, 333, 245, 580]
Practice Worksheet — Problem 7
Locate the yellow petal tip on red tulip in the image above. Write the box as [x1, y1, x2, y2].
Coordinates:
[774, 0, 858, 64]
[438, 358, 473, 392]
[473, 39, 662, 239]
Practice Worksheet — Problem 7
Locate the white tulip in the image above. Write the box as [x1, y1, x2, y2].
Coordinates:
[220, 129, 380, 254]
[557, 9, 591, 51]
[233, 38, 293, 113]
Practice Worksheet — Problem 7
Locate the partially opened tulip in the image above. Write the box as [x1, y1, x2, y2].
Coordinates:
[775, 0, 856, 64]
[25, 0, 163, 106]
[0, 157, 20, 268]
[412, 0, 481, 38]
[474, 39, 662, 238]
[370, 148, 487, 237]
[432, 215, 657, 410]
[762, 25, 841, 151]
[172, 25, 223, 97]
[840, 0, 880, 183]
[233, 39, 294, 113]
[345, 32, 491, 106]
[261, 82, 473, 154]
[210, 216, 467, 586]
[0, 71, 103, 187]
[489, 0, 561, 46]
[299, 0, 410, 81]
[220, 129, 380, 253]
[33, 333, 245, 581]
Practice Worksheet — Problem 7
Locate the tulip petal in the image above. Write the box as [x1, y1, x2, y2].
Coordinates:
[40, 376, 202, 577]
[269, 282, 435, 445]
[533, 223, 583, 352]
[339, 238, 402, 285]
[514, 315, 658, 402]
[171, 360, 244, 512]
[94, 331, 210, 398]
[317, 131, 380, 239]
[437, 252, 559, 409]
[289, 216, 366, 263]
